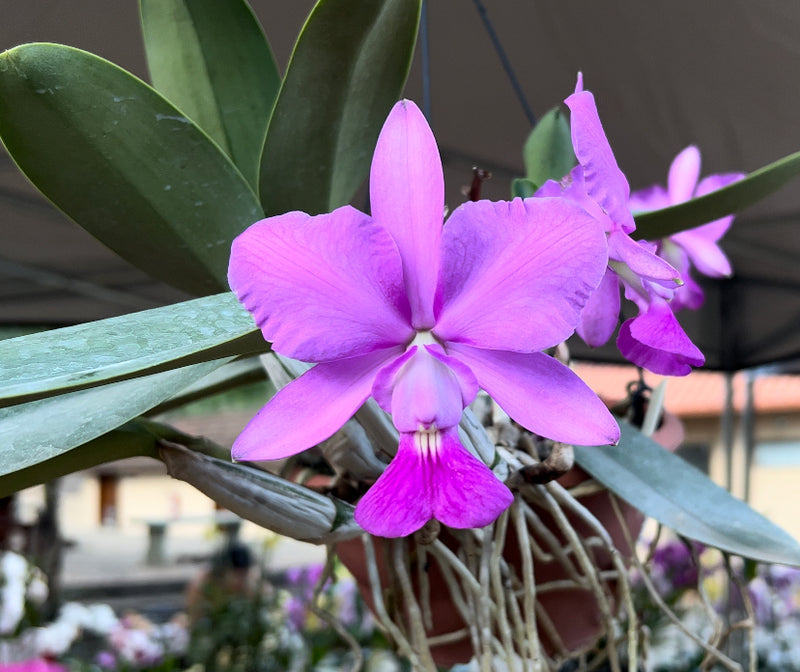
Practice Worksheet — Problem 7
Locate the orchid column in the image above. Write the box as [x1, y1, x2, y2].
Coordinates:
[228, 100, 619, 538]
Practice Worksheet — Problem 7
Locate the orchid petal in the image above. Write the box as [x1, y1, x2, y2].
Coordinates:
[576, 268, 621, 347]
[629, 184, 670, 212]
[668, 171, 743, 277]
[695, 172, 745, 198]
[432, 428, 513, 529]
[560, 166, 616, 231]
[659, 242, 705, 311]
[608, 230, 679, 284]
[375, 345, 469, 433]
[426, 345, 480, 407]
[370, 100, 444, 329]
[354, 429, 512, 537]
[231, 347, 402, 461]
[673, 274, 705, 311]
[435, 197, 608, 352]
[446, 344, 620, 446]
[229, 207, 413, 362]
[667, 146, 701, 203]
[536, 167, 616, 233]
[617, 302, 704, 376]
[533, 178, 563, 198]
[671, 227, 733, 277]
[565, 89, 635, 233]
[355, 432, 432, 537]
[371, 347, 416, 415]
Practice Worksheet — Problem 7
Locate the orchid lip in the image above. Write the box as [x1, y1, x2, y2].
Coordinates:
[414, 427, 442, 456]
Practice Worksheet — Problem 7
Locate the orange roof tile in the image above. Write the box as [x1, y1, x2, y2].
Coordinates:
[573, 362, 800, 417]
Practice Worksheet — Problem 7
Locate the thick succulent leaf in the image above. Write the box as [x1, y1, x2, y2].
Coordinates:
[0, 421, 160, 497]
[150, 356, 268, 415]
[0, 417, 235, 498]
[161, 443, 360, 543]
[0, 43, 263, 295]
[634, 148, 800, 239]
[140, 0, 280, 189]
[523, 106, 575, 187]
[259, 0, 421, 216]
[0, 293, 265, 409]
[574, 421, 800, 566]
[0, 359, 228, 478]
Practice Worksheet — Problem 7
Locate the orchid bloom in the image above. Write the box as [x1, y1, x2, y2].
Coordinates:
[537, 75, 704, 376]
[629, 145, 745, 311]
[228, 100, 619, 538]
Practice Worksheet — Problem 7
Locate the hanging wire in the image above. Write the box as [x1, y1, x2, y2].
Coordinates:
[471, 0, 537, 127]
[419, 0, 432, 122]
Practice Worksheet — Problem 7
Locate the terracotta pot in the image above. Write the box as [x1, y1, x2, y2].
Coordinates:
[337, 413, 684, 666]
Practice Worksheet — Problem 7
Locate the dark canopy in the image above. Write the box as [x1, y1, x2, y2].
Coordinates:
[2, 0, 799, 371]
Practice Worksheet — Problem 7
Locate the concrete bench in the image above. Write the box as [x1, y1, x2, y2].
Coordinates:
[136, 512, 242, 566]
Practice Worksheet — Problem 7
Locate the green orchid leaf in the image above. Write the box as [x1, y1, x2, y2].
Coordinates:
[634, 148, 800, 239]
[0, 417, 234, 497]
[148, 356, 268, 416]
[160, 443, 359, 542]
[0, 420, 160, 497]
[259, 0, 421, 216]
[523, 106, 574, 187]
[511, 177, 537, 199]
[0, 43, 263, 295]
[140, 0, 280, 189]
[0, 293, 265, 409]
[0, 359, 228, 479]
[574, 421, 800, 566]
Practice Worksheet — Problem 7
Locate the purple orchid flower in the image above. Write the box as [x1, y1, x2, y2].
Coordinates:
[537, 75, 704, 376]
[630, 145, 745, 311]
[227, 100, 619, 538]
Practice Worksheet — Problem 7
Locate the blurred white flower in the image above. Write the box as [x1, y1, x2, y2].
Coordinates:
[25, 620, 80, 657]
[364, 649, 404, 672]
[84, 604, 119, 635]
[0, 552, 28, 635]
[58, 602, 91, 629]
[153, 620, 189, 656]
[57, 601, 118, 636]
[25, 571, 49, 606]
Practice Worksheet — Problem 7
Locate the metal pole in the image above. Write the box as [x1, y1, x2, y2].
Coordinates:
[721, 372, 735, 492]
[742, 371, 756, 503]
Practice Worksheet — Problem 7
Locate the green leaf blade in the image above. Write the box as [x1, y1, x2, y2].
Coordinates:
[634, 148, 800, 239]
[0, 293, 265, 409]
[0, 360, 228, 478]
[259, 0, 421, 216]
[0, 43, 263, 295]
[140, 0, 280, 189]
[523, 106, 575, 187]
[511, 177, 537, 199]
[0, 421, 161, 497]
[575, 421, 800, 566]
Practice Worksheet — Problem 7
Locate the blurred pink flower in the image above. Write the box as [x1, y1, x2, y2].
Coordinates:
[630, 145, 744, 311]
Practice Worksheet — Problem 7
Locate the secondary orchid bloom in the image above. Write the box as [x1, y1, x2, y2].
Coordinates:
[630, 145, 745, 311]
[228, 100, 619, 538]
[537, 75, 704, 376]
